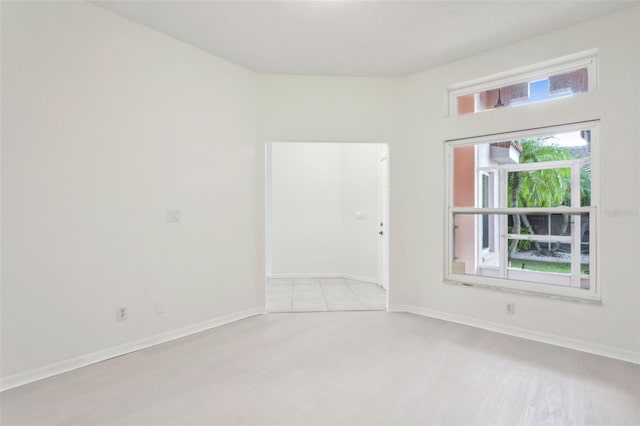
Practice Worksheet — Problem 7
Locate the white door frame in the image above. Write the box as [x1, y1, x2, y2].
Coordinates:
[265, 142, 273, 279]
[378, 151, 390, 299]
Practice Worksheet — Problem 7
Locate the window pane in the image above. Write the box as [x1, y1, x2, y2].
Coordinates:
[508, 213, 572, 237]
[452, 212, 590, 290]
[452, 145, 476, 208]
[475, 82, 528, 113]
[508, 238, 574, 275]
[578, 212, 591, 274]
[453, 213, 480, 275]
[549, 68, 588, 95]
[455, 66, 589, 115]
[508, 237, 589, 290]
[453, 135, 591, 211]
[507, 167, 572, 208]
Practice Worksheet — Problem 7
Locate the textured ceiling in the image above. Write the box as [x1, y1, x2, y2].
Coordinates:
[93, 0, 638, 77]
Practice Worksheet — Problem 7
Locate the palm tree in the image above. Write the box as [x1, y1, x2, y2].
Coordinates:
[508, 138, 571, 256]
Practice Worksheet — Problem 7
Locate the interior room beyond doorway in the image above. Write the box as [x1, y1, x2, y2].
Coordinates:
[265, 142, 389, 312]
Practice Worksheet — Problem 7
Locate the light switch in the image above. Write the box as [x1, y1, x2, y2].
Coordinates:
[356, 211, 365, 219]
[167, 209, 180, 222]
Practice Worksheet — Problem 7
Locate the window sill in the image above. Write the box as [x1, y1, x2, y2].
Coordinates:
[443, 276, 601, 304]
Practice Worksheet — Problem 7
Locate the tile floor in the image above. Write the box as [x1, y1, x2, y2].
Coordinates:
[266, 277, 386, 312]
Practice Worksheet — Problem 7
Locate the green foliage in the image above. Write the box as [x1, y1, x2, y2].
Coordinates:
[514, 260, 590, 275]
[508, 138, 571, 208]
[507, 137, 578, 256]
[507, 226, 531, 250]
[580, 166, 591, 206]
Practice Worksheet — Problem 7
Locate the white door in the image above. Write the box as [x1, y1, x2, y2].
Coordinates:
[378, 156, 389, 292]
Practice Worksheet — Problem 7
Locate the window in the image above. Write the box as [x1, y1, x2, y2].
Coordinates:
[449, 50, 597, 116]
[446, 122, 598, 300]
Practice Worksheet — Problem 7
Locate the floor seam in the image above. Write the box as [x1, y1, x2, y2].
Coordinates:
[318, 279, 329, 311]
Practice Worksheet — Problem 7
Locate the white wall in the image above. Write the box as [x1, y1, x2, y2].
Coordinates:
[259, 75, 402, 145]
[260, 74, 401, 285]
[271, 143, 344, 275]
[1, 2, 263, 380]
[270, 142, 381, 281]
[393, 7, 640, 358]
[260, 8, 640, 360]
[341, 144, 381, 280]
[2, 0, 638, 388]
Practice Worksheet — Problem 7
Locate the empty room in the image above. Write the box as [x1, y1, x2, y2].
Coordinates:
[1, 1, 639, 425]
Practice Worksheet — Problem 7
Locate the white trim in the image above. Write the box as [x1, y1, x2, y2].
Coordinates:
[378, 153, 390, 292]
[448, 50, 598, 93]
[445, 121, 599, 301]
[343, 273, 379, 283]
[452, 207, 593, 215]
[444, 271, 598, 301]
[265, 142, 273, 278]
[268, 273, 380, 284]
[269, 272, 342, 279]
[388, 304, 640, 365]
[0, 307, 265, 392]
[446, 121, 600, 145]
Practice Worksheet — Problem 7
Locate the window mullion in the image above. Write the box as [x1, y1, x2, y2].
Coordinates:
[498, 169, 508, 278]
[571, 164, 582, 287]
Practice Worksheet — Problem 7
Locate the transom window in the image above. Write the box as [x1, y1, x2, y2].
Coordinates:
[449, 50, 597, 117]
[445, 122, 599, 300]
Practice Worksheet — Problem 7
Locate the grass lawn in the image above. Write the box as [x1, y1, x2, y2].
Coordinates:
[509, 259, 589, 275]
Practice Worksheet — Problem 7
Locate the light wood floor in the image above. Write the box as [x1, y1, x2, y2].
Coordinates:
[2, 312, 638, 425]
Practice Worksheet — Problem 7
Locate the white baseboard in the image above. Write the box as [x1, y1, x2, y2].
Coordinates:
[388, 304, 640, 365]
[0, 307, 265, 392]
[270, 272, 343, 279]
[342, 273, 379, 284]
[269, 273, 380, 285]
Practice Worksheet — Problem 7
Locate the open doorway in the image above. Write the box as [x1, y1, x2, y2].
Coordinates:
[265, 142, 389, 312]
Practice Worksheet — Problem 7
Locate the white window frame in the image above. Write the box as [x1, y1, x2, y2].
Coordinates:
[477, 170, 498, 265]
[444, 121, 600, 301]
[448, 49, 598, 117]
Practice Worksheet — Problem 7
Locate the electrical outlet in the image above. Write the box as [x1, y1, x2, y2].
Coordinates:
[156, 300, 166, 314]
[505, 303, 515, 315]
[117, 306, 128, 321]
